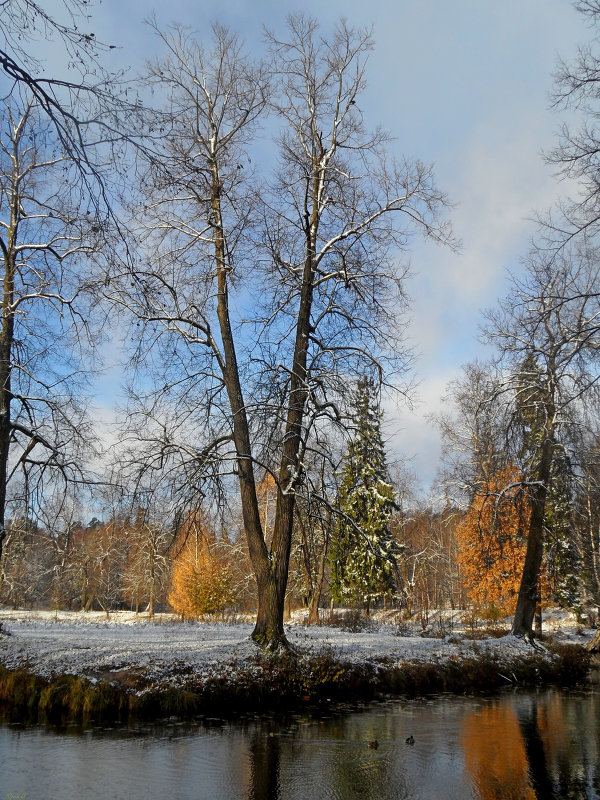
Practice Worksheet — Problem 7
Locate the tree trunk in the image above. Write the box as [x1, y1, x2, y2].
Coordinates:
[210, 160, 285, 647]
[587, 629, 600, 653]
[307, 596, 320, 625]
[81, 566, 89, 611]
[254, 191, 319, 644]
[0, 210, 16, 568]
[534, 584, 542, 639]
[211, 143, 321, 648]
[307, 549, 327, 625]
[148, 557, 155, 619]
[512, 437, 553, 639]
[511, 493, 546, 638]
[252, 571, 287, 647]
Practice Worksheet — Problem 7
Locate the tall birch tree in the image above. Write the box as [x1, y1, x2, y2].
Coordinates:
[112, 16, 453, 648]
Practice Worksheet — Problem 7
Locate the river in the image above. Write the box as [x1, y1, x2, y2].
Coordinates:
[2, 687, 599, 799]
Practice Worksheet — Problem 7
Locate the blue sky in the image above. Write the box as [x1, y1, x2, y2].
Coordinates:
[54, 0, 591, 491]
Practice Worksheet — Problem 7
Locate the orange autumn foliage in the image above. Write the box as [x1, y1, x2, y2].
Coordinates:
[168, 514, 234, 619]
[456, 465, 530, 616]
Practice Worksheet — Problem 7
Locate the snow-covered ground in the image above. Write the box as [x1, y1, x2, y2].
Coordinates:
[0, 608, 593, 685]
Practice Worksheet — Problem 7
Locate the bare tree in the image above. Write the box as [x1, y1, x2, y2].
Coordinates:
[482, 246, 600, 638]
[0, 511, 48, 607]
[111, 16, 453, 648]
[0, 1, 112, 89]
[437, 361, 513, 501]
[0, 1, 148, 218]
[90, 517, 128, 616]
[121, 507, 170, 616]
[545, 1, 600, 247]
[0, 95, 102, 565]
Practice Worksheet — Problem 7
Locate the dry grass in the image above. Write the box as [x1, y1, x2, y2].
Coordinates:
[0, 642, 591, 726]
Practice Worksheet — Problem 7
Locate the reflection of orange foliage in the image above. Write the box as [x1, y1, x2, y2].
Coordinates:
[536, 692, 567, 765]
[456, 466, 529, 615]
[461, 704, 535, 800]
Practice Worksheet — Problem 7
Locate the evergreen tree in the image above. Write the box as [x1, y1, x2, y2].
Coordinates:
[516, 355, 581, 610]
[330, 377, 398, 609]
[545, 453, 581, 609]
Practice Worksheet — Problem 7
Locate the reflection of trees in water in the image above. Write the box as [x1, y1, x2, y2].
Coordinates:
[460, 692, 600, 800]
[516, 698, 555, 800]
[328, 749, 397, 800]
[324, 711, 426, 800]
[547, 690, 600, 800]
[247, 730, 281, 800]
[461, 703, 536, 799]
[518, 691, 600, 800]
[245, 713, 413, 800]
[242, 692, 600, 800]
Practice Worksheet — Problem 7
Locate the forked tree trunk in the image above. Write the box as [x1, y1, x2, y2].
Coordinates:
[251, 201, 318, 644]
[210, 161, 288, 648]
[211, 139, 320, 648]
[252, 484, 296, 647]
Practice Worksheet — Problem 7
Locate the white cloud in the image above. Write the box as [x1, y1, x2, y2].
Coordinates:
[383, 369, 461, 493]
[10, 0, 589, 495]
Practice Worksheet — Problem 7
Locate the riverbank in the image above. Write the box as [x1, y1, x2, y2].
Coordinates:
[0, 609, 593, 725]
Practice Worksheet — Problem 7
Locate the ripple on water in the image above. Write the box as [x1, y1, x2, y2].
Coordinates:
[2, 688, 600, 800]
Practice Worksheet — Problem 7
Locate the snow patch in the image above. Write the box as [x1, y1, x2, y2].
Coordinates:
[0, 608, 589, 685]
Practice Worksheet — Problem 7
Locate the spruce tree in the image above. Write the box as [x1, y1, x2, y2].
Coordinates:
[545, 453, 581, 610]
[516, 355, 581, 610]
[330, 377, 398, 609]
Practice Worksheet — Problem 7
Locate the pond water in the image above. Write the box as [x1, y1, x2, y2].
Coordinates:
[2, 687, 599, 800]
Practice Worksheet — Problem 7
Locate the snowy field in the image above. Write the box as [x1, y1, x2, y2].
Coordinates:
[0, 608, 593, 686]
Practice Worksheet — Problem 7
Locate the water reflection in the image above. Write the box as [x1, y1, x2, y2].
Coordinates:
[518, 697, 557, 799]
[248, 729, 280, 800]
[462, 704, 534, 799]
[460, 691, 600, 800]
[2, 689, 600, 800]
[238, 691, 600, 800]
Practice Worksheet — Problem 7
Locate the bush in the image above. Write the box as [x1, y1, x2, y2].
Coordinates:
[327, 609, 378, 633]
[169, 546, 234, 619]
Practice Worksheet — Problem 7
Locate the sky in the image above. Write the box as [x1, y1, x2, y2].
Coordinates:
[33, 0, 593, 494]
